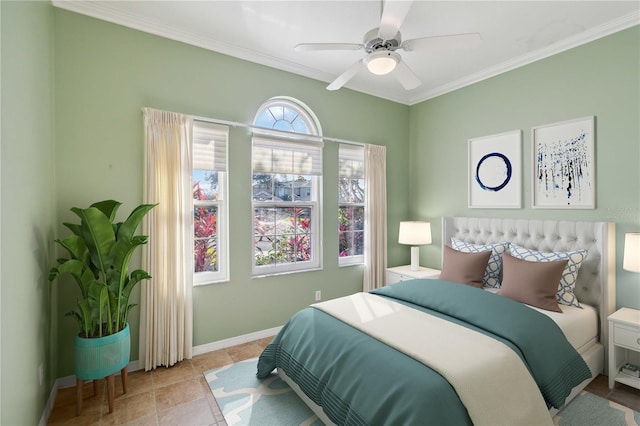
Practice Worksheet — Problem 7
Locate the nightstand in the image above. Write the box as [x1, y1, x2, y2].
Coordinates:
[608, 307, 640, 390]
[386, 265, 441, 285]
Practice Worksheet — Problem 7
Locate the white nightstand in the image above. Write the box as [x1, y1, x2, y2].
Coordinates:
[386, 265, 441, 285]
[608, 307, 640, 390]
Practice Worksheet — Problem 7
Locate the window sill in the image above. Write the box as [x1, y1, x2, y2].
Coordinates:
[194, 278, 229, 287]
[252, 266, 322, 279]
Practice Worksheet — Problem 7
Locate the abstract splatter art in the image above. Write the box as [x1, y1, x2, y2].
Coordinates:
[533, 117, 595, 209]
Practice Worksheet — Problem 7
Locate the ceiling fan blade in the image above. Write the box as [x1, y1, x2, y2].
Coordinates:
[394, 60, 421, 90]
[327, 59, 365, 91]
[378, 0, 414, 40]
[295, 43, 363, 52]
[401, 32, 482, 52]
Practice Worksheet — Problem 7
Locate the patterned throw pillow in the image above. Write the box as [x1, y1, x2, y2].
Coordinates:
[451, 238, 510, 288]
[509, 244, 588, 308]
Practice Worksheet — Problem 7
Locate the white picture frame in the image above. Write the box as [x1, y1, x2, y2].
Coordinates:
[468, 130, 522, 209]
[532, 116, 595, 209]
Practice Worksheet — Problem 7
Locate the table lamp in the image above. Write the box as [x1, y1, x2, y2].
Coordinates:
[398, 221, 432, 271]
[623, 232, 640, 272]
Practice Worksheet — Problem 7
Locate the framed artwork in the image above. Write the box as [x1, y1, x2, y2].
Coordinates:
[532, 116, 595, 209]
[468, 130, 522, 208]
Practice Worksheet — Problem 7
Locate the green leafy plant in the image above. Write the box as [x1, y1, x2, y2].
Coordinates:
[49, 200, 157, 338]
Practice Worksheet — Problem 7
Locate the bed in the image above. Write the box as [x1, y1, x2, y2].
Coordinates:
[257, 217, 616, 425]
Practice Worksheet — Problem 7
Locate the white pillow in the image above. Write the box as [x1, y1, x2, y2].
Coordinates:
[451, 238, 509, 288]
[509, 244, 588, 308]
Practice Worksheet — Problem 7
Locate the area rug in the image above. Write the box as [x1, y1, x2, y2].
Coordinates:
[205, 358, 640, 426]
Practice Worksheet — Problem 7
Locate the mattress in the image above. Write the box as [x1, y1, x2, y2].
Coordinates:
[483, 288, 598, 351]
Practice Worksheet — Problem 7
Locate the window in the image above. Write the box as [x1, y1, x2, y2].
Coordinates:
[338, 144, 365, 266]
[252, 97, 323, 276]
[192, 121, 228, 285]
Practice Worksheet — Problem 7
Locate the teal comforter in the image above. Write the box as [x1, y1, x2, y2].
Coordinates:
[257, 279, 591, 426]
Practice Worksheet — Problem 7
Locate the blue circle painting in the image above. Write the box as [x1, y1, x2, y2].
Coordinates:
[475, 152, 512, 191]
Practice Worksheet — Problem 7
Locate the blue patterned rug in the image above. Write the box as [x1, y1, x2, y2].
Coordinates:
[553, 391, 640, 426]
[205, 358, 640, 426]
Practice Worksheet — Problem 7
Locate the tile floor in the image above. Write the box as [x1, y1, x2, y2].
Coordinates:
[47, 337, 272, 425]
[48, 337, 640, 425]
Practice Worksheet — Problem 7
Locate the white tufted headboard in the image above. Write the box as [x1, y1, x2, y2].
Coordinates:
[442, 217, 616, 354]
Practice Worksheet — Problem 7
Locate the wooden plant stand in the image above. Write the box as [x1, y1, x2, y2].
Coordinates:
[76, 366, 128, 415]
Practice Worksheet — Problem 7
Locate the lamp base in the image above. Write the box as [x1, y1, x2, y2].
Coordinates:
[410, 246, 420, 271]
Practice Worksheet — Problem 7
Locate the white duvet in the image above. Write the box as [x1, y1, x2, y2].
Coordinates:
[483, 288, 599, 351]
[313, 293, 554, 426]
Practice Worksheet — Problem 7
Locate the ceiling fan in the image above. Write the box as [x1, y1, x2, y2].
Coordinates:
[294, 0, 482, 91]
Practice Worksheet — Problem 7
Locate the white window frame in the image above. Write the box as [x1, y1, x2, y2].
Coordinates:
[251, 97, 323, 277]
[338, 144, 365, 266]
[192, 121, 229, 286]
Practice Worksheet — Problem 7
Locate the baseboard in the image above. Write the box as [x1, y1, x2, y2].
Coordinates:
[42, 326, 281, 422]
[192, 326, 281, 356]
[38, 380, 59, 426]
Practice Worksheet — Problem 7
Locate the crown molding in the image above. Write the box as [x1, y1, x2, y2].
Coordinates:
[52, 1, 638, 106]
[51, 1, 331, 79]
[407, 10, 640, 105]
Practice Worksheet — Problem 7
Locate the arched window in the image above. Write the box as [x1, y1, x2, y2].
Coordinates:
[251, 97, 323, 276]
[253, 96, 322, 136]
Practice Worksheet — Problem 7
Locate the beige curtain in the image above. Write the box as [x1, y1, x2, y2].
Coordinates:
[140, 108, 193, 370]
[363, 144, 387, 292]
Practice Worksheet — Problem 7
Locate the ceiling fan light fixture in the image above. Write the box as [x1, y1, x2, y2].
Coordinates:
[365, 51, 399, 75]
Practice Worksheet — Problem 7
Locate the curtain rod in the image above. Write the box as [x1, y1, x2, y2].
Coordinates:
[190, 113, 367, 147]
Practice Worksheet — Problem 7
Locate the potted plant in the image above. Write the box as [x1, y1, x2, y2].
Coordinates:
[49, 199, 156, 413]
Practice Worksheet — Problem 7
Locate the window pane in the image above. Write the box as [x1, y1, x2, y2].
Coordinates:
[269, 106, 284, 121]
[255, 240, 276, 266]
[283, 106, 298, 123]
[252, 174, 274, 201]
[339, 178, 365, 203]
[276, 208, 295, 234]
[291, 115, 310, 134]
[290, 233, 311, 261]
[352, 206, 364, 231]
[255, 173, 313, 202]
[292, 176, 312, 201]
[274, 174, 293, 201]
[255, 207, 276, 238]
[193, 169, 219, 201]
[194, 206, 218, 273]
[338, 206, 365, 257]
[254, 206, 313, 267]
[295, 207, 311, 232]
[255, 109, 276, 128]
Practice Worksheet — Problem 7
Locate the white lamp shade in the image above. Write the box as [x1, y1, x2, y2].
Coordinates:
[623, 232, 640, 272]
[398, 221, 432, 246]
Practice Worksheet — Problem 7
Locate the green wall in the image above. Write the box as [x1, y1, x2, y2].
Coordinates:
[2, 3, 638, 422]
[409, 26, 640, 310]
[53, 9, 410, 378]
[1, 1, 56, 424]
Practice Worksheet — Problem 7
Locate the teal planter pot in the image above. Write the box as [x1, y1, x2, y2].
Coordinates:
[74, 324, 130, 380]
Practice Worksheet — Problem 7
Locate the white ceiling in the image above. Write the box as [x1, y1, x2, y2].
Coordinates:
[52, 1, 639, 105]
